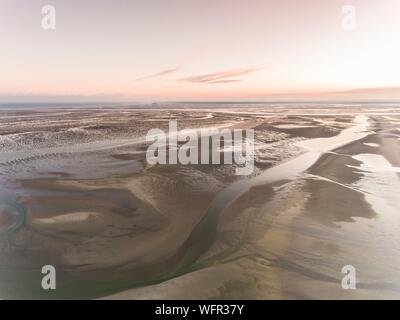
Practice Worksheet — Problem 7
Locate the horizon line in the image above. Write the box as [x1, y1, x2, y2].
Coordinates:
[1, 100, 400, 106]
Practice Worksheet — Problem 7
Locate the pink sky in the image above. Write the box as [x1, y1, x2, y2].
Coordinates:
[1, 0, 400, 102]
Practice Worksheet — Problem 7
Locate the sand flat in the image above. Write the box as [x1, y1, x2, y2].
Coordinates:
[1, 105, 400, 299]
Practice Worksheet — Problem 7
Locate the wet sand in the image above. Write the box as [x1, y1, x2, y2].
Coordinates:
[1, 105, 400, 299]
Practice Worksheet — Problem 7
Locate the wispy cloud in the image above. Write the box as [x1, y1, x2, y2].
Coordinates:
[179, 67, 263, 84]
[205, 79, 243, 84]
[135, 68, 178, 81]
[330, 87, 400, 95]
[258, 86, 400, 102]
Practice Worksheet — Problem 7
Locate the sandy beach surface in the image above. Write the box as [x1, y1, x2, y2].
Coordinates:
[1, 103, 400, 299]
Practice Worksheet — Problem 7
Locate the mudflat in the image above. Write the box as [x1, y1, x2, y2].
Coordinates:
[1, 104, 400, 299]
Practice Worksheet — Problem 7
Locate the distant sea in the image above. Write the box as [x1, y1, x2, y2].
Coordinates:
[0, 101, 399, 110]
[0, 102, 132, 109]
